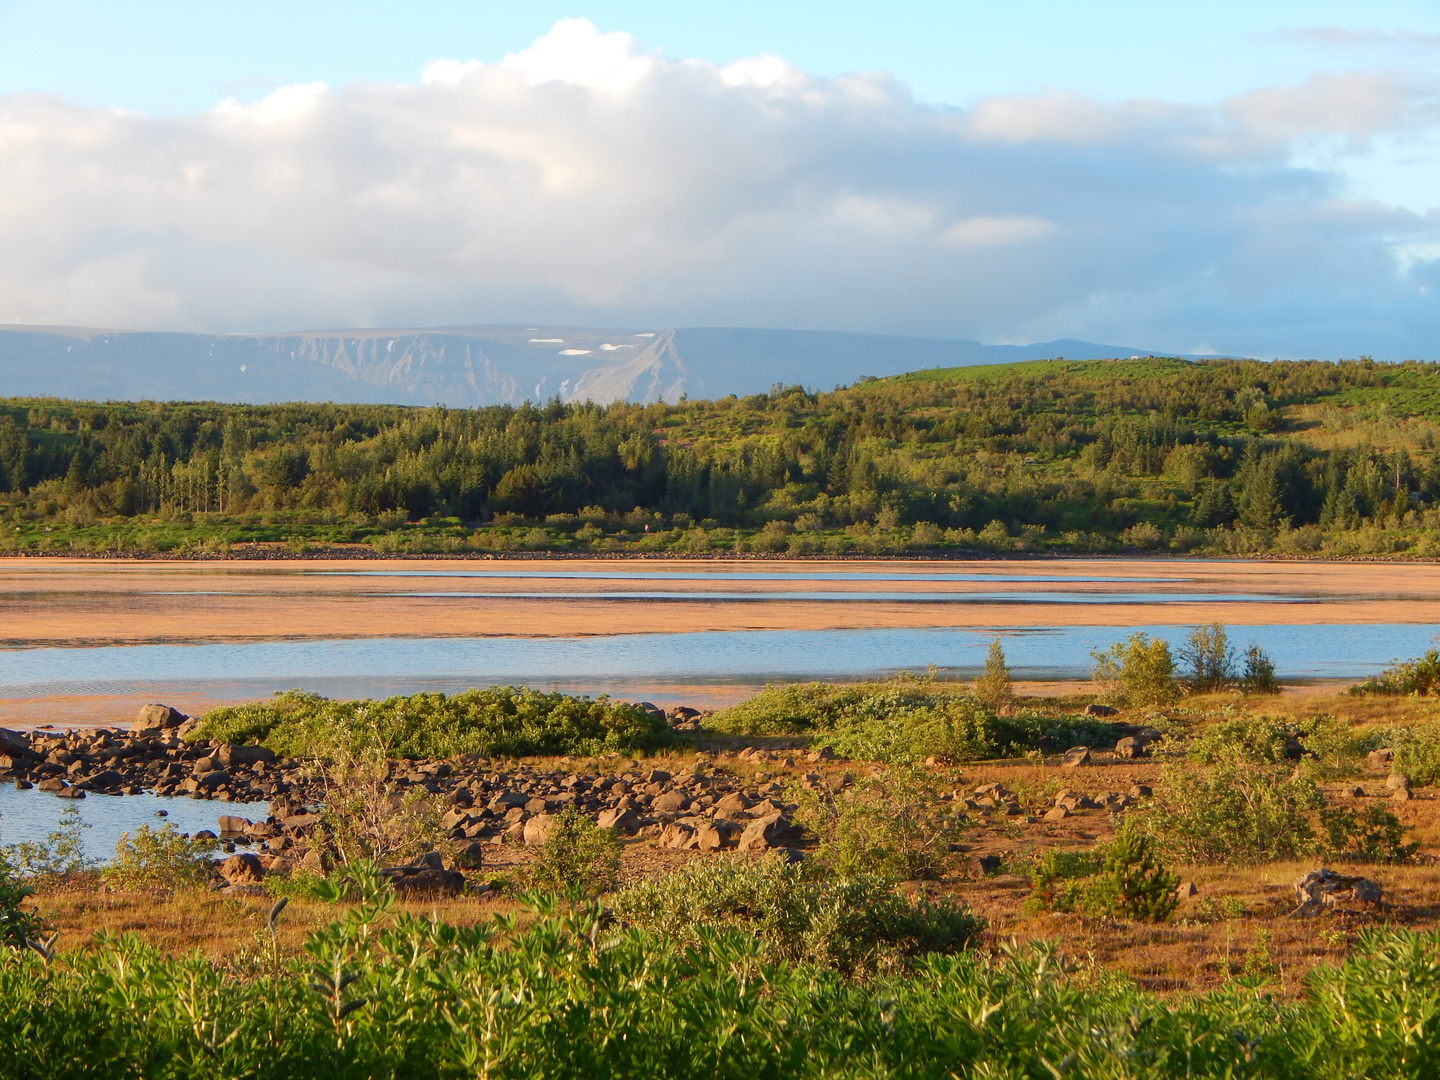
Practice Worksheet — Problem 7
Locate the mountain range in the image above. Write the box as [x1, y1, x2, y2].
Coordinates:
[0, 323, 1169, 406]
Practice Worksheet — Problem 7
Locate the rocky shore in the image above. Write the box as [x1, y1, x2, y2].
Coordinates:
[0, 703, 830, 893]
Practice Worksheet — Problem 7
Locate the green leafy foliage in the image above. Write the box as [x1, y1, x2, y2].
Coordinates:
[7, 356, 1440, 557]
[1320, 805, 1419, 864]
[711, 678, 1112, 763]
[103, 824, 216, 891]
[3, 806, 96, 879]
[1384, 721, 1440, 785]
[1350, 649, 1440, 696]
[1092, 631, 1179, 706]
[527, 808, 622, 896]
[193, 686, 674, 760]
[1026, 819, 1180, 921]
[974, 638, 1013, 710]
[612, 855, 983, 976]
[1136, 762, 1325, 864]
[790, 767, 970, 881]
[0, 849, 44, 948]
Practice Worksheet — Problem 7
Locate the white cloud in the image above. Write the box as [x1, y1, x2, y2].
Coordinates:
[0, 18, 1436, 357]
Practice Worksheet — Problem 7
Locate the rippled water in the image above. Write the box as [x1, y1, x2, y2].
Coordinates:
[0, 623, 1430, 703]
[0, 783, 261, 859]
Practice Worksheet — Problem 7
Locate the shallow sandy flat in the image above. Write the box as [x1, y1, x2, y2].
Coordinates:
[2, 556, 1439, 648]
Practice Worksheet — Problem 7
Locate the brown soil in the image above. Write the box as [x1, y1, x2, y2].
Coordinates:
[3, 556, 1439, 650]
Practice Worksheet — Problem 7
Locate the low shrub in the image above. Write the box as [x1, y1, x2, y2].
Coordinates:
[317, 752, 443, 867]
[791, 767, 969, 880]
[0, 850, 44, 948]
[974, 639, 1013, 711]
[528, 807, 621, 896]
[103, 824, 216, 890]
[1320, 805, 1418, 864]
[611, 856, 984, 976]
[1349, 648, 1440, 696]
[3, 805, 97, 879]
[711, 679, 1112, 763]
[1381, 722, 1440, 785]
[1134, 762, 1324, 864]
[1188, 713, 1374, 777]
[193, 685, 673, 759]
[1026, 819, 1180, 922]
[1091, 631, 1179, 706]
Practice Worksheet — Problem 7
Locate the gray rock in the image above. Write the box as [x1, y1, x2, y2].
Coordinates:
[651, 790, 688, 814]
[217, 853, 265, 884]
[0, 728, 33, 759]
[130, 704, 187, 734]
[1084, 703, 1118, 717]
[451, 841, 485, 870]
[522, 814, 554, 847]
[216, 744, 276, 769]
[1061, 746, 1091, 768]
[736, 812, 803, 851]
[1114, 736, 1149, 759]
[387, 868, 465, 896]
[596, 807, 641, 835]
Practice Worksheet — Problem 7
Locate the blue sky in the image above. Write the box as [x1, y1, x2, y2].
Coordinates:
[0, 1, 1437, 357]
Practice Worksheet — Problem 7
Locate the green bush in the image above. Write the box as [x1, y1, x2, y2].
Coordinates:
[1381, 722, 1440, 785]
[1349, 648, 1440, 696]
[612, 856, 984, 976]
[792, 767, 969, 880]
[711, 679, 1113, 763]
[528, 808, 622, 896]
[0, 850, 44, 948]
[1135, 762, 1324, 864]
[1026, 819, 1180, 921]
[1179, 623, 1236, 692]
[3, 806, 96, 879]
[1240, 643, 1280, 694]
[1091, 631, 1179, 706]
[103, 824, 216, 891]
[974, 638, 1013, 710]
[193, 685, 674, 760]
[1188, 713, 1373, 777]
[1320, 805, 1418, 864]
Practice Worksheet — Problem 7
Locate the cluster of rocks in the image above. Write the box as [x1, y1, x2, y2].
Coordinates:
[1041, 784, 1151, 821]
[637, 702, 707, 733]
[0, 708, 307, 803]
[1291, 868, 1383, 917]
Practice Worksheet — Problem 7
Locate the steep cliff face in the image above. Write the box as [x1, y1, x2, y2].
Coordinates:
[0, 323, 1151, 406]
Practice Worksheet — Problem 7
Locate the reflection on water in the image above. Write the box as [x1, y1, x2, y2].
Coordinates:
[317, 569, 1178, 583]
[0, 783, 261, 860]
[0, 624, 1431, 701]
[377, 590, 1298, 605]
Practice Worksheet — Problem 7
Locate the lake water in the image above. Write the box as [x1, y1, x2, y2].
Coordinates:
[0, 623, 1430, 704]
[0, 783, 261, 858]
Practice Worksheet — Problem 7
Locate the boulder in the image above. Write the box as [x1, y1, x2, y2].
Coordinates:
[387, 868, 465, 896]
[1387, 773, 1412, 792]
[1291, 868, 1383, 916]
[596, 807, 641, 835]
[1061, 746, 1091, 768]
[488, 791, 529, 813]
[966, 853, 1002, 877]
[190, 770, 230, 792]
[1043, 806, 1068, 822]
[1128, 784, 1153, 798]
[1176, 881, 1198, 900]
[658, 822, 694, 849]
[131, 704, 187, 734]
[80, 769, 125, 790]
[1084, 703, 1118, 717]
[216, 744, 276, 769]
[1367, 748, 1394, 770]
[36, 777, 67, 792]
[217, 853, 266, 885]
[217, 815, 254, 838]
[736, 812, 803, 851]
[451, 841, 485, 870]
[651, 790, 688, 814]
[1114, 736, 1149, 759]
[806, 745, 836, 763]
[0, 728, 33, 759]
[55, 786, 86, 799]
[715, 791, 753, 814]
[690, 821, 738, 851]
[522, 814, 554, 847]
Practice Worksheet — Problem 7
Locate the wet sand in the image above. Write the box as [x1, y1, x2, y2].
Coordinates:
[2, 556, 1438, 648]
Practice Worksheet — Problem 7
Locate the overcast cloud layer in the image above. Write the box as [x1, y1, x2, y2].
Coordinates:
[0, 18, 1436, 357]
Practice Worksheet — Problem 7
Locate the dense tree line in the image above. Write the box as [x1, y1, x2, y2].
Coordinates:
[3, 355, 1440, 553]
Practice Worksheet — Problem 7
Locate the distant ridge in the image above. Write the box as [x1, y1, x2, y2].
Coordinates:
[0, 323, 1161, 407]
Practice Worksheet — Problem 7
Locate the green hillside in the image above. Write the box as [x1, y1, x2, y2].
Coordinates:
[2, 355, 1438, 557]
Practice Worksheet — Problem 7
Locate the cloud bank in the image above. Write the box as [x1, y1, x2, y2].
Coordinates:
[0, 18, 1436, 357]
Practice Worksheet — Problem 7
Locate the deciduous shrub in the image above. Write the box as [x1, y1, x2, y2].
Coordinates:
[1180, 623, 1236, 692]
[1349, 648, 1440, 696]
[974, 639, 1013, 711]
[711, 679, 1113, 763]
[791, 767, 969, 881]
[1381, 722, 1440, 785]
[103, 824, 216, 890]
[1135, 762, 1324, 864]
[528, 807, 621, 896]
[1091, 632, 1179, 706]
[193, 686, 673, 759]
[1320, 805, 1418, 864]
[1026, 819, 1180, 921]
[316, 751, 443, 867]
[0, 850, 44, 948]
[3, 806, 96, 879]
[612, 855, 984, 976]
